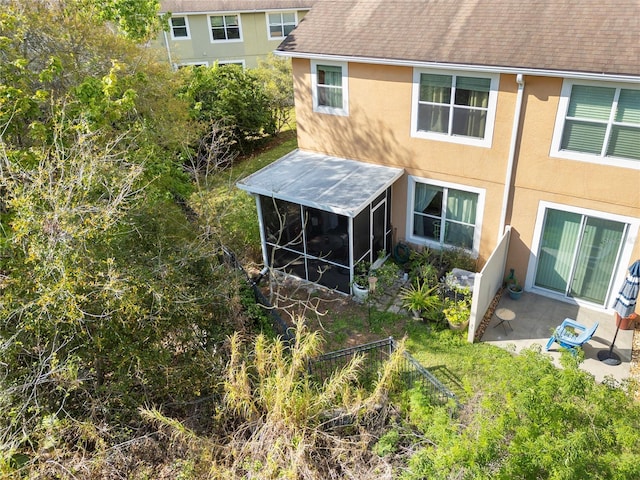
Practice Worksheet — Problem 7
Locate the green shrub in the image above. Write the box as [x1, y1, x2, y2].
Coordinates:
[441, 247, 477, 272]
[373, 429, 401, 457]
[239, 282, 275, 336]
[178, 64, 274, 154]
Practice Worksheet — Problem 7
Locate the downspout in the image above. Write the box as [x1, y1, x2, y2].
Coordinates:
[498, 73, 525, 241]
[162, 29, 174, 70]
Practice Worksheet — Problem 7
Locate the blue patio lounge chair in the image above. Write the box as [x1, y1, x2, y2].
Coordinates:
[545, 318, 599, 353]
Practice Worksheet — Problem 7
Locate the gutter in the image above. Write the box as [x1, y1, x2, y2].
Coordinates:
[160, 8, 312, 15]
[498, 73, 525, 241]
[274, 51, 640, 84]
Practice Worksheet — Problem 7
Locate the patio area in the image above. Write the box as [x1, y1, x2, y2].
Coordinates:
[480, 291, 635, 384]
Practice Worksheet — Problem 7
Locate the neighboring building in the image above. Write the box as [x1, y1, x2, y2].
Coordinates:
[156, 0, 315, 68]
[237, 0, 639, 317]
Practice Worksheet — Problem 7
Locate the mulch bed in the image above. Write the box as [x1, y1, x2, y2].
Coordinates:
[473, 288, 504, 342]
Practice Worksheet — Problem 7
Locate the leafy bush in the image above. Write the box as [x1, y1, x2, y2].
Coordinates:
[178, 64, 274, 154]
[239, 282, 275, 336]
[441, 247, 477, 273]
[253, 53, 295, 133]
[373, 429, 401, 457]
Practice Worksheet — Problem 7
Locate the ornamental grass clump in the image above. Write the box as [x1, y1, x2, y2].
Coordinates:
[400, 280, 441, 319]
[142, 318, 409, 479]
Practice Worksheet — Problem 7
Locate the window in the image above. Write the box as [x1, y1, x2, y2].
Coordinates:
[411, 69, 498, 147]
[267, 12, 297, 39]
[217, 60, 245, 68]
[551, 81, 640, 168]
[311, 61, 348, 116]
[408, 177, 484, 252]
[169, 16, 190, 39]
[208, 14, 242, 42]
[176, 62, 208, 69]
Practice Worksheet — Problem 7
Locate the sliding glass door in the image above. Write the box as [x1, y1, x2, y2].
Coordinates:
[534, 208, 627, 305]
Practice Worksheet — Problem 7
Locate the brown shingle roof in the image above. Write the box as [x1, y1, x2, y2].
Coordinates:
[278, 0, 640, 77]
[161, 0, 315, 14]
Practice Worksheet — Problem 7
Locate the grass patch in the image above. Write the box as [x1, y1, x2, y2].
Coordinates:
[189, 130, 298, 261]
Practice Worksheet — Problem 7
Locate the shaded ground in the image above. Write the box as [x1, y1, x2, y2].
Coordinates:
[258, 273, 414, 353]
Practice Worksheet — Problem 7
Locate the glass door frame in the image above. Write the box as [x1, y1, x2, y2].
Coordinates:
[370, 189, 391, 262]
[527, 201, 638, 310]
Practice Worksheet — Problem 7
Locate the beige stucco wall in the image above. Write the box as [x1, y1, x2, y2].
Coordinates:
[293, 59, 518, 266]
[292, 58, 640, 283]
[506, 75, 640, 282]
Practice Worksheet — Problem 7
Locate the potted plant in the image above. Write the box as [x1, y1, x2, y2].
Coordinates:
[507, 277, 523, 300]
[443, 297, 471, 330]
[400, 280, 440, 319]
[351, 261, 371, 303]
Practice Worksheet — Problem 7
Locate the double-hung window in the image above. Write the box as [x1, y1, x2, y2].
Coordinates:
[267, 12, 297, 39]
[169, 16, 190, 39]
[408, 177, 484, 253]
[209, 14, 242, 42]
[411, 70, 498, 147]
[311, 61, 348, 116]
[551, 81, 640, 168]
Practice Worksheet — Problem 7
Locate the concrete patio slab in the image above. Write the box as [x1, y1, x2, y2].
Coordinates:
[480, 292, 634, 384]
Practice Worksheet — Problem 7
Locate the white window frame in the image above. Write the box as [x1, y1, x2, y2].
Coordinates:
[410, 69, 499, 148]
[406, 176, 485, 256]
[208, 14, 243, 43]
[176, 62, 208, 69]
[550, 79, 640, 170]
[311, 60, 349, 116]
[169, 16, 191, 40]
[217, 59, 246, 69]
[527, 200, 639, 308]
[266, 11, 298, 40]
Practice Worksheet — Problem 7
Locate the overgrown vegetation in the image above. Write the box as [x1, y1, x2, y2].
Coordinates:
[0, 0, 279, 475]
[1, 1, 640, 478]
[399, 347, 640, 479]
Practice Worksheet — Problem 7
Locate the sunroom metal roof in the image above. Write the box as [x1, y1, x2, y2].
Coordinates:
[236, 149, 404, 217]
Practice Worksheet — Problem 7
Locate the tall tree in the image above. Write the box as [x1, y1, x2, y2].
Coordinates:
[0, 0, 241, 463]
[254, 54, 295, 134]
[81, 0, 164, 41]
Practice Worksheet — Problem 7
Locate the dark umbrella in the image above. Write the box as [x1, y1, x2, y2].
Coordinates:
[598, 260, 640, 366]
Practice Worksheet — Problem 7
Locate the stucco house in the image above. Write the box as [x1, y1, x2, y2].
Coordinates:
[237, 0, 639, 322]
[156, 0, 315, 69]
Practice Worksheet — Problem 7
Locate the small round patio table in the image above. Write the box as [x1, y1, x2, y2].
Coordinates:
[494, 308, 516, 334]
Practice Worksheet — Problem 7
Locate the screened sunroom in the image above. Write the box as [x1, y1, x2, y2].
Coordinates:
[237, 150, 404, 294]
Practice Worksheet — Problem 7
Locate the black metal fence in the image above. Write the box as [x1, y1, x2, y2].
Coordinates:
[222, 246, 295, 344]
[223, 247, 457, 408]
[308, 337, 458, 408]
